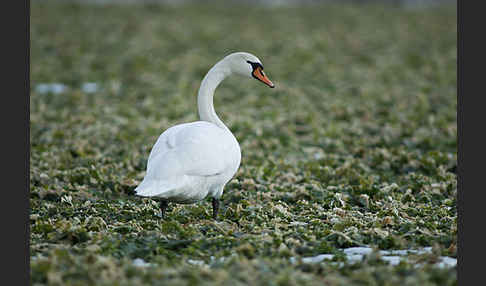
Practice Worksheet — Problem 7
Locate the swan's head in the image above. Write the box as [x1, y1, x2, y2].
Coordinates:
[223, 52, 275, 88]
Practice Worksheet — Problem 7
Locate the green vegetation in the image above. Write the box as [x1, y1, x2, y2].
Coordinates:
[31, 1, 457, 285]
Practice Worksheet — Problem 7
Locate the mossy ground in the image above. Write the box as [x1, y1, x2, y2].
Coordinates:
[30, 2, 457, 285]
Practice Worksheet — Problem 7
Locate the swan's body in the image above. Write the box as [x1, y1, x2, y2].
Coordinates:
[135, 52, 274, 218]
[136, 121, 240, 203]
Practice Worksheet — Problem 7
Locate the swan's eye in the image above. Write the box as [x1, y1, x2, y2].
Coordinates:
[246, 60, 263, 72]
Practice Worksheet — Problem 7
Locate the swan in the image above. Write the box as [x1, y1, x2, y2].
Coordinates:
[135, 52, 275, 219]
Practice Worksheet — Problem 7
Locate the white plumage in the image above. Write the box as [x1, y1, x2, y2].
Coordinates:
[135, 52, 275, 218]
[135, 121, 240, 202]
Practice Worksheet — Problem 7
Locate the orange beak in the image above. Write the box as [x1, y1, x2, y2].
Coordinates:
[252, 67, 275, 88]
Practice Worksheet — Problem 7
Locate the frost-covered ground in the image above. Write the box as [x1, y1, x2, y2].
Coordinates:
[30, 2, 456, 285]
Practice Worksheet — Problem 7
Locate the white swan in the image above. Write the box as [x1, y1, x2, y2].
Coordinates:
[135, 52, 275, 219]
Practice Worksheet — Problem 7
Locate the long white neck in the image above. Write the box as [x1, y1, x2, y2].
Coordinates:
[197, 60, 231, 131]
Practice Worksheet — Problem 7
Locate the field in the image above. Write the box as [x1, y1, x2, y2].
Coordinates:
[30, 1, 457, 285]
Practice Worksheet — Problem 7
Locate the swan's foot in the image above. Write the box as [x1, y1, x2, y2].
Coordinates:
[159, 199, 168, 219]
[212, 198, 219, 220]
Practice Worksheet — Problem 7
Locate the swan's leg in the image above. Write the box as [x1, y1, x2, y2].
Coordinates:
[212, 198, 219, 220]
[159, 199, 168, 218]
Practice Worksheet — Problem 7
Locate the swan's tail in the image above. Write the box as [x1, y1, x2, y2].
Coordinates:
[134, 178, 183, 197]
[135, 179, 166, 197]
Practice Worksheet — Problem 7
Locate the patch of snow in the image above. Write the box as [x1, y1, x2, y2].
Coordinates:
[346, 254, 364, 263]
[302, 254, 334, 263]
[187, 259, 206, 266]
[437, 257, 457, 268]
[34, 82, 101, 95]
[380, 249, 408, 256]
[343, 247, 373, 256]
[82, 82, 100, 93]
[381, 256, 402, 266]
[415, 247, 433, 254]
[133, 258, 153, 268]
[35, 83, 67, 94]
[290, 246, 456, 268]
[290, 221, 308, 226]
[380, 247, 433, 256]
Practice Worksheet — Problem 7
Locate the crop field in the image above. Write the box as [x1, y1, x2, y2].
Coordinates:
[30, 1, 457, 285]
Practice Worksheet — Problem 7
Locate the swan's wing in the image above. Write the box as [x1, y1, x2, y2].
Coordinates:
[146, 123, 186, 167]
[145, 121, 238, 179]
